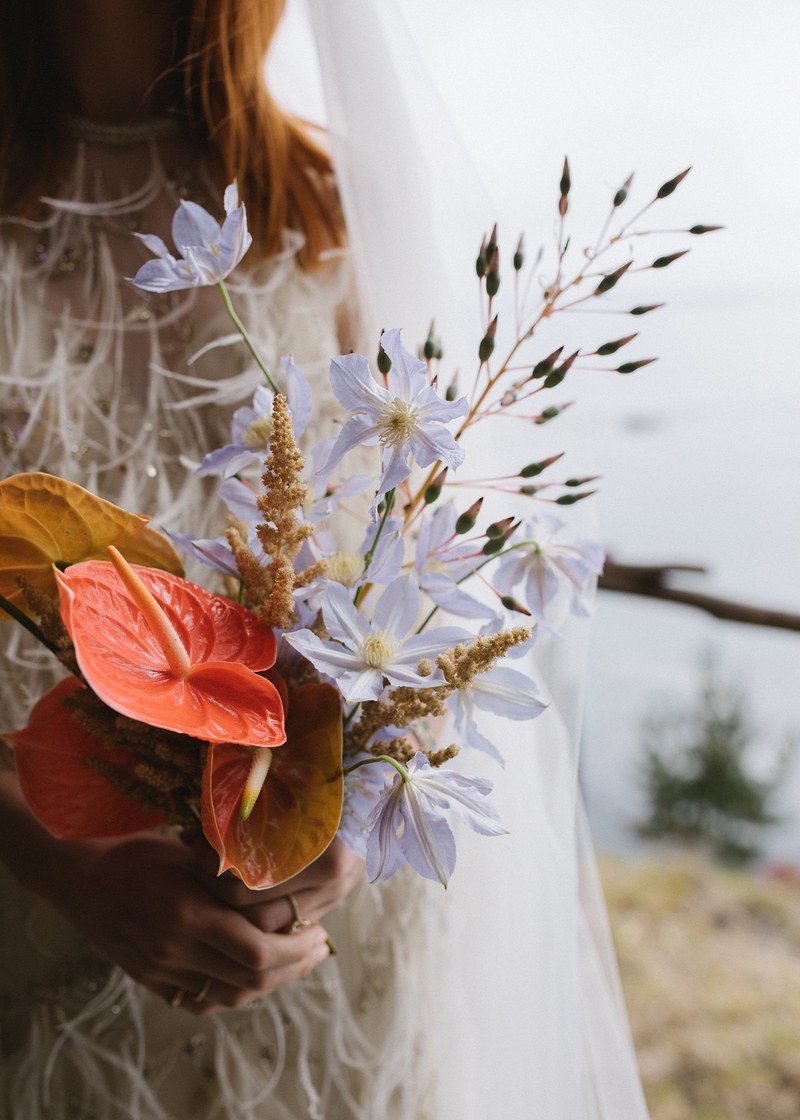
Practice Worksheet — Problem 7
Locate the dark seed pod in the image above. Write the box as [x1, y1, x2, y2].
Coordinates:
[655, 167, 691, 199]
[486, 516, 515, 539]
[513, 234, 525, 272]
[613, 173, 633, 208]
[377, 344, 392, 375]
[689, 224, 723, 235]
[555, 491, 596, 505]
[455, 497, 483, 535]
[500, 595, 531, 615]
[593, 261, 632, 296]
[630, 304, 664, 316]
[531, 346, 564, 379]
[651, 250, 689, 269]
[617, 358, 657, 374]
[597, 333, 637, 356]
[535, 406, 561, 425]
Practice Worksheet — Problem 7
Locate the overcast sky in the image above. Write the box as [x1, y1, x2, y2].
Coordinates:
[396, 0, 799, 296]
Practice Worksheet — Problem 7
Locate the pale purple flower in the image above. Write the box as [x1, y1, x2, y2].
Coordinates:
[169, 521, 268, 579]
[365, 753, 506, 885]
[197, 358, 313, 478]
[337, 756, 388, 859]
[130, 183, 252, 292]
[218, 477, 260, 522]
[284, 574, 468, 702]
[447, 663, 547, 764]
[167, 531, 240, 578]
[416, 504, 499, 621]
[493, 514, 605, 622]
[320, 329, 468, 512]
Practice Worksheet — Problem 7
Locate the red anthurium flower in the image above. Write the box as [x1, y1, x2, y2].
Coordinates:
[201, 683, 344, 888]
[6, 676, 165, 839]
[55, 548, 285, 747]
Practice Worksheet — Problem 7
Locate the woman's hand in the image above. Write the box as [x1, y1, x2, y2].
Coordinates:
[41, 830, 332, 1015]
[193, 837, 365, 935]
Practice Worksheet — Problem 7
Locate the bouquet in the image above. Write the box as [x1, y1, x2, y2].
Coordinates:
[0, 169, 715, 888]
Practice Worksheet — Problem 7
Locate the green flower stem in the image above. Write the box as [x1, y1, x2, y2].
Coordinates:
[216, 280, 279, 394]
[343, 754, 410, 783]
[342, 703, 360, 730]
[354, 489, 396, 607]
[0, 593, 60, 656]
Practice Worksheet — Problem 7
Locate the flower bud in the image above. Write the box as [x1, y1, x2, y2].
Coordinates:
[535, 405, 562, 425]
[484, 224, 498, 264]
[377, 343, 392, 375]
[651, 250, 689, 269]
[544, 350, 578, 388]
[630, 304, 664, 316]
[500, 595, 532, 616]
[689, 224, 723, 235]
[613, 173, 633, 208]
[424, 468, 448, 505]
[597, 333, 637, 356]
[445, 376, 459, 402]
[555, 490, 596, 505]
[593, 261, 632, 296]
[486, 515, 514, 539]
[513, 234, 525, 272]
[520, 452, 563, 478]
[478, 315, 498, 363]
[519, 484, 539, 495]
[558, 157, 570, 217]
[655, 167, 691, 200]
[531, 346, 564, 379]
[617, 358, 657, 374]
[482, 519, 518, 554]
[455, 497, 483, 534]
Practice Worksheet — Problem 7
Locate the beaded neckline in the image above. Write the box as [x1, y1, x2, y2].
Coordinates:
[65, 115, 185, 146]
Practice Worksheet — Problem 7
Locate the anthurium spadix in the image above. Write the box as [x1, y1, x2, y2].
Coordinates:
[55, 547, 286, 748]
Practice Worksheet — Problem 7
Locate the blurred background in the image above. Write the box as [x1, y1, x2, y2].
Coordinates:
[395, 2, 800, 1116]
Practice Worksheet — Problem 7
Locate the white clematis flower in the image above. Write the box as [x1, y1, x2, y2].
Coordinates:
[447, 663, 547, 764]
[130, 182, 252, 292]
[494, 514, 605, 623]
[365, 753, 507, 886]
[284, 574, 469, 702]
[320, 329, 468, 513]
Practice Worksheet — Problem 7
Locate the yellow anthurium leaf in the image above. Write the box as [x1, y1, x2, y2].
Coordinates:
[0, 473, 183, 613]
[201, 683, 344, 889]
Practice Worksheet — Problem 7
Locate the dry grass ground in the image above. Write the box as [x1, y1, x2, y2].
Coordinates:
[600, 852, 800, 1119]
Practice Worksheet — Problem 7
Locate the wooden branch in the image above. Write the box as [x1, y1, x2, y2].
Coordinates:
[598, 558, 800, 633]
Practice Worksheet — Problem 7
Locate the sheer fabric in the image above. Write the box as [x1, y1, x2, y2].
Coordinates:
[296, 2, 650, 1116]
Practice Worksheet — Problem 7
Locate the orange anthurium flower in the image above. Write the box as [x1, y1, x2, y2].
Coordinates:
[6, 676, 165, 839]
[55, 549, 286, 747]
[201, 683, 344, 888]
[0, 472, 182, 615]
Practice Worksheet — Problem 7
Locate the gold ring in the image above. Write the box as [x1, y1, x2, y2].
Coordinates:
[287, 892, 312, 933]
[194, 978, 212, 1005]
[169, 988, 186, 1009]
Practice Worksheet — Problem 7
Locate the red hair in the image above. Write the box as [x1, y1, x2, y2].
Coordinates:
[0, 0, 343, 268]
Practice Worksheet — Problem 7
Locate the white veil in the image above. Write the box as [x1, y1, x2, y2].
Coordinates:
[272, 3, 649, 1116]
